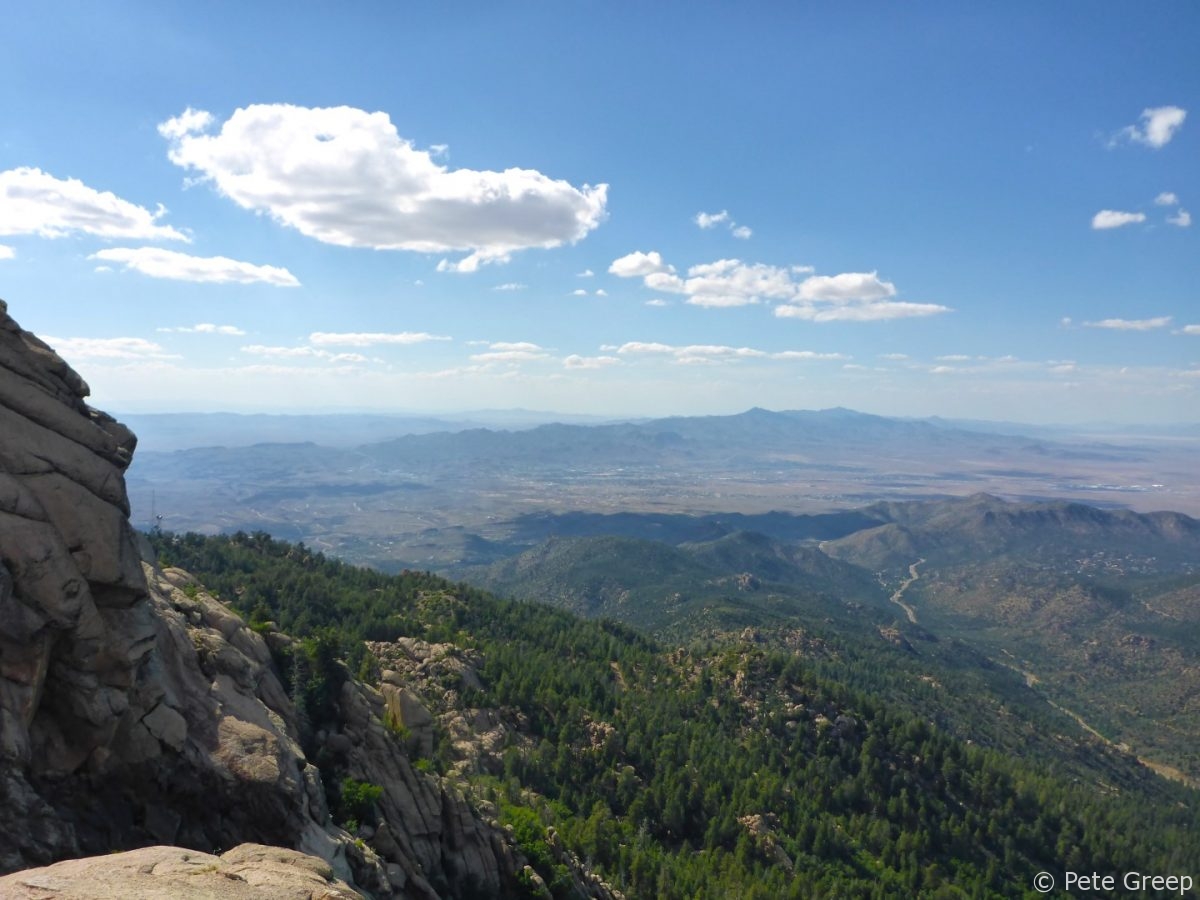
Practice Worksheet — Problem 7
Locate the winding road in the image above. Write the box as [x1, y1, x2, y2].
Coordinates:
[889, 558, 924, 624]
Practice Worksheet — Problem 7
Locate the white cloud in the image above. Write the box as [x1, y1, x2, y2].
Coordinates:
[677, 344, 767, 360]
[615, 252, 947, 320]
[775, 300, 949, 322]
[1084, 316, 1172, 331]
[797, 271, 897, 302]
[242, 344, 323, 358]
[1155, 192, 1179, 206]
[488, 341, 544, 352]
[1091, 210, 1146, 230]
[0, 244, 13, 260]
[879, 352, 909, 360]
[44, 336, 177, 361]
[695, 210, 752, 239]
[694, 210, 730, 229]
[577, 268, 594, 278]
[0, 167, 187, 242]
[159, 104, 607, 268]
[1179, 324, 1200, 335]
[936, 354, 972, 362]
[493, 282, 526, 291]
[1112, 106, 1187, 149]
[89, 247, 299, 286]
[615, 341, 844, 363]
[469, 349, 550, 363]
[645, 298, 669, 307]
[595, 289, 608, 297]
[609, 250, 673, 278]
[563, 354, 620, 369]
[616, 342, 676, 355]
[771, 350, 849, 360]
[571, 289, 589, 296]
[308, 331, 450, 346]
[157, 107, 214, 141]
[1167, 209, 1191, 227]
[157, 323, 246, 335]
[680, 259, 798, 307]
[241, 344, 367, 363]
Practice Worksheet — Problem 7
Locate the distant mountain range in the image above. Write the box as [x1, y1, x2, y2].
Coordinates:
[126, 407, 1200, 566]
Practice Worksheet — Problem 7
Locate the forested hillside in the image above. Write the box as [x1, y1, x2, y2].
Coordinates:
[151, 531, 1200, 899]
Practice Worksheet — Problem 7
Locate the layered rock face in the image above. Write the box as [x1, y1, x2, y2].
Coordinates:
[0, 299, 345, 875]
[0, 300, 555, 898]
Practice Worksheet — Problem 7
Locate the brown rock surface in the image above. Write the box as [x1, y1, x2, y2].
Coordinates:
[0, 843, 364, 899]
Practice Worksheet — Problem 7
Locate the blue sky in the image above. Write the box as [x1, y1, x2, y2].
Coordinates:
[1, 2, 1197, 422]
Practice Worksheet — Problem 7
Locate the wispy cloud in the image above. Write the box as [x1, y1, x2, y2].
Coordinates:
[242, 344, 367, 363]
[493, 282, 526, 291]
[44, 336, 178, 361]
[160, 104, 607, 272]
[1155, 192, 1179, 206]
[0, 167, 187, 242]
[615, 341, 846, 363]
[1167, 209, 1191, 227]
[157, 323, 246, 335]
[563, 354, 620, 369]
[1110, 106, 1187, 149]
[1177, 324, 1200, 336]
[1084, 316, 1172, 331]
[308, 331, 451, 346]
[469, 341, 550, 363]
[90, 247, 299, 286]
[1091, 210, 1146, 230]
[695, 209, 753, 239]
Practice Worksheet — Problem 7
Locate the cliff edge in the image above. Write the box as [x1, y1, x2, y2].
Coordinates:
[0, 299, 590, 898]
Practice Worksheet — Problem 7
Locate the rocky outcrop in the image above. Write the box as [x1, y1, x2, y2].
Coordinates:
[0, 843, 365, 899]
[0, 302, 382, 893]
[0, 299, 369, 877]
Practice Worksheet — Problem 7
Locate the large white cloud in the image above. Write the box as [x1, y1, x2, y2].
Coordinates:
[1112, 106, 1187, 149]
[90, 247, 299, 286]
[610, 251, 948, 319]
[0, 167, 187, 241]
[159, 104, 607, 270]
